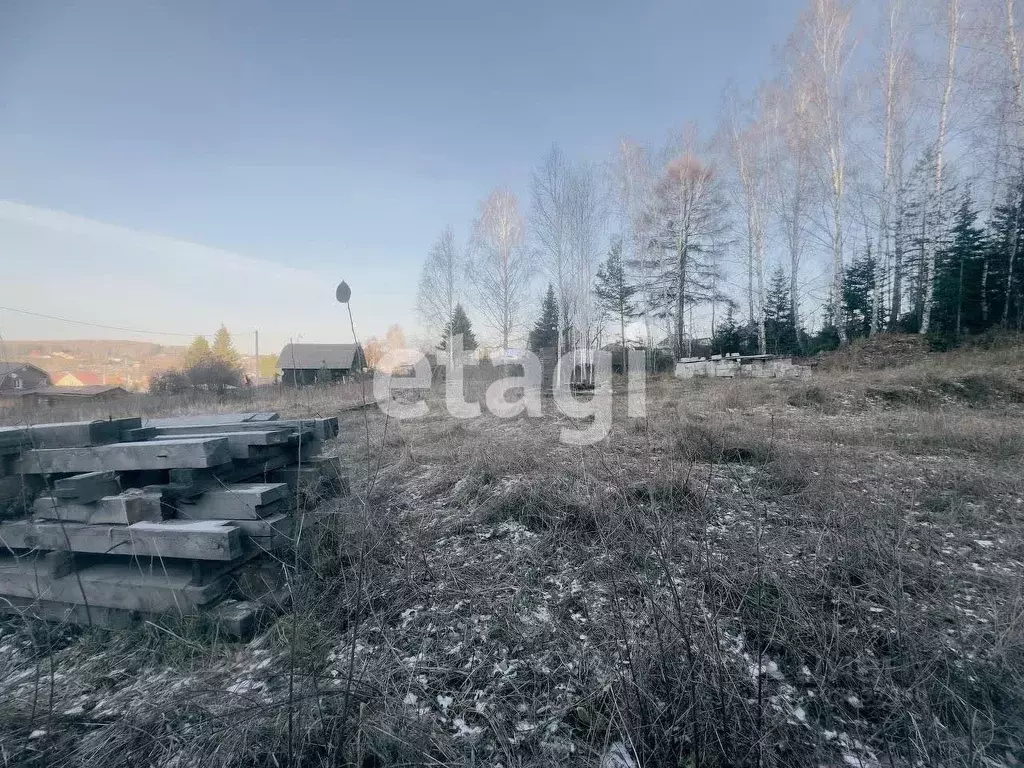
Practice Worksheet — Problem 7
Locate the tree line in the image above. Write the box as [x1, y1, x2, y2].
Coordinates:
[417, 0, 1024, 369]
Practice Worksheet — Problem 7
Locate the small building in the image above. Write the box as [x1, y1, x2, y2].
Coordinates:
[675, 354, 803, 380]
[277, 343, 364, 386]
[54, 371, 104, 387]
[0, 363, 52, 395]
[17, 385, 131, 408]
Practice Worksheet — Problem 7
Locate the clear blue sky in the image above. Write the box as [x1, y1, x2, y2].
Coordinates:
[0, 0, 806, 353]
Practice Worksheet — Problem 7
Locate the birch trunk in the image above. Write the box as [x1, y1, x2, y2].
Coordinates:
[1004, 0, 1023, 328]
[920, 0, 959, 335]
[874, 0, 902, 335]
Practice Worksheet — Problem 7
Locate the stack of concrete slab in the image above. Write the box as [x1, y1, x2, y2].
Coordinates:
[0, 412, 346, 636]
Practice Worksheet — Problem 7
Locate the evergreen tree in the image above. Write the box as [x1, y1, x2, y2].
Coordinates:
[933, 192, 987, 337]
[528, 284, 560, 352]
[711, 305, 743, 356]
[183, 336, 211, 369]
[440, 304, 477, 351]
[843, 246, 878, 340]
[211, 325, 241, 369]
[987, 175, 1024, 330]
[763, 265, 797, 355]
[898, 148, 959, 331]
[594, 238, 640, 360]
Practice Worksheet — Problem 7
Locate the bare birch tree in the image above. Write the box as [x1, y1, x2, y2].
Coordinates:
[729, 96, 775, 354]
[874, 0, 910, 334]
[468, 188, 532, 350]
[611, 139, 657, 365]
[417, 226, 463, 359]
[921, 0, 960, 334]
[796, 0, 856, 343]
[566, 161, 605, 382]
[1003, 0, 1023, 326]
[531, 145, 572, 380]
[655, 137, 727, 356]
[776, 76, 815, 349]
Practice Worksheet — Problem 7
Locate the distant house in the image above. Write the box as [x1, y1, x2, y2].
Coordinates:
[0, 363, 52, 394]
[54, 371, 104, 387]
[17, 385, 131, 408]
[277, 343, 364, 386]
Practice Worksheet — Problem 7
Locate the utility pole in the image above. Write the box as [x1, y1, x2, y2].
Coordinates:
[254, 329, 259, 388]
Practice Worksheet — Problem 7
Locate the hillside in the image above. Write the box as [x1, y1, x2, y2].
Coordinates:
[2, 340, 186, 391]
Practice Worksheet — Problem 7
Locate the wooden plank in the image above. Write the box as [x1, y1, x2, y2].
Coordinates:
[177, 497, 291, 523]
[0, 595, 143, 629]
[176, 483, 289, 520]
[109, 417, 144, 436]
[53, 471, 121, 503]
[141, 418, 336, 441]
[234, 513, 292, 551]
[15, 437, 232, 474]
[0, 555, 227, 613]
[16, 419, 141, 449]
[159, 430, 293, 457]
[26, 420, 121, 449]
[267, 464, 322, 491]
[0, 518, 243, 561]
[145, 412, 279, 428]
[121, 426, 158, 442]
[0, 427, 30, 454]
[208, 599, 265, 638]
[247, 412, 281, 422]
[33, 490, 163, 525]
[144, 421, 326, 440]
[158, 448, 306, 500]
[0, 426, 29, 444]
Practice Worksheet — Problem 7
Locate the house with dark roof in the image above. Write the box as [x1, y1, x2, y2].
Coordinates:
[277, 343, 364, 386]
[18, 385, 131, 407]
[0, 363, 52, 394]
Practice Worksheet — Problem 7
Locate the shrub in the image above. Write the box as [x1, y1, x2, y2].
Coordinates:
[149, 369, 191, 394]
[185, 358, 243, 391]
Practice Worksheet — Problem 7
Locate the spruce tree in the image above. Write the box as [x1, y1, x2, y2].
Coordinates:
[440, 304, 477, 351]
[183, 336, 211, 369]
[933, 192, 987, 337]
[764, 265, 796, 355]
[211, 325, 242, 369]
[712, 305, 743, 356]
[528, 284, 560, 352]
[987, 176, 1024, 330]
[843, 247, 878, 340]
[594, 238, 640, 360]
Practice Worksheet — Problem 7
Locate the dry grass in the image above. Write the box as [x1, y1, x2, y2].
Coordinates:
[2, 343, 1024, 766]
[0, 380, 370, 427]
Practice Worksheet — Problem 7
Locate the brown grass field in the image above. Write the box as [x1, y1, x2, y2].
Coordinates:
[2, 338, 1024, 767]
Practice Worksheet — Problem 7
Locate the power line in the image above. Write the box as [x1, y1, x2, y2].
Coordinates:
[0, 305, 227, 340]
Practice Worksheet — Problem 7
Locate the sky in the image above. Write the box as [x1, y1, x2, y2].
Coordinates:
[0, 0, 807, 354]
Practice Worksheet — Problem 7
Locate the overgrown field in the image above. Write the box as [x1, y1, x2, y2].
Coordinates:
[2, 342, 1024, 767]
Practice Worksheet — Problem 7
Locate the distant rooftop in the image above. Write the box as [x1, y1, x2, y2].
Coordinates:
[0, 362, 48, 378]
[277, 343, 361, 370]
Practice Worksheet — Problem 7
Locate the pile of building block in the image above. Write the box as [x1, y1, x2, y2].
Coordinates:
[0, 412, 346, 636]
